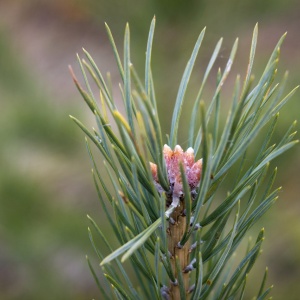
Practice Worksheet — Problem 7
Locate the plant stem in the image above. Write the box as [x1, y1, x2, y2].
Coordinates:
[168, 201, 190, 299]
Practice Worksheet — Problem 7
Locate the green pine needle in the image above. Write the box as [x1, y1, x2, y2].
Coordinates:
[71, 17, 298, 299]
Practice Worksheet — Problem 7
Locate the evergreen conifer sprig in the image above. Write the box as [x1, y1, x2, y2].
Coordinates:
[70, 17, 298, 299]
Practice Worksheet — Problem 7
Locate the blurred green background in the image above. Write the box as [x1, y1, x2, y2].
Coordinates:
[0, 0, 299, 299]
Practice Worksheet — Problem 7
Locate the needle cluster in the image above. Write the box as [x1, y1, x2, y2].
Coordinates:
[71, 18, 298, 299]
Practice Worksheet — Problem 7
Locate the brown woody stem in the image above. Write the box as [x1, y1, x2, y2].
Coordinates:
[168, 201, 190, 300]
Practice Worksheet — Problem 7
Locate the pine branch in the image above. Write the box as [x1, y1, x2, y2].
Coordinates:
[71, 18, 298, 299]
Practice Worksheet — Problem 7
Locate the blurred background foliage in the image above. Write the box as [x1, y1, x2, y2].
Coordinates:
[0, 0, 299, 299]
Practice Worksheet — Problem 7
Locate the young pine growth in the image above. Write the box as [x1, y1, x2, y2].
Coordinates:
[70, 18, 298, 300]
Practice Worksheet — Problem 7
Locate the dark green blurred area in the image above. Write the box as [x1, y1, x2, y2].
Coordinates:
[0, 1, 299, 299]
